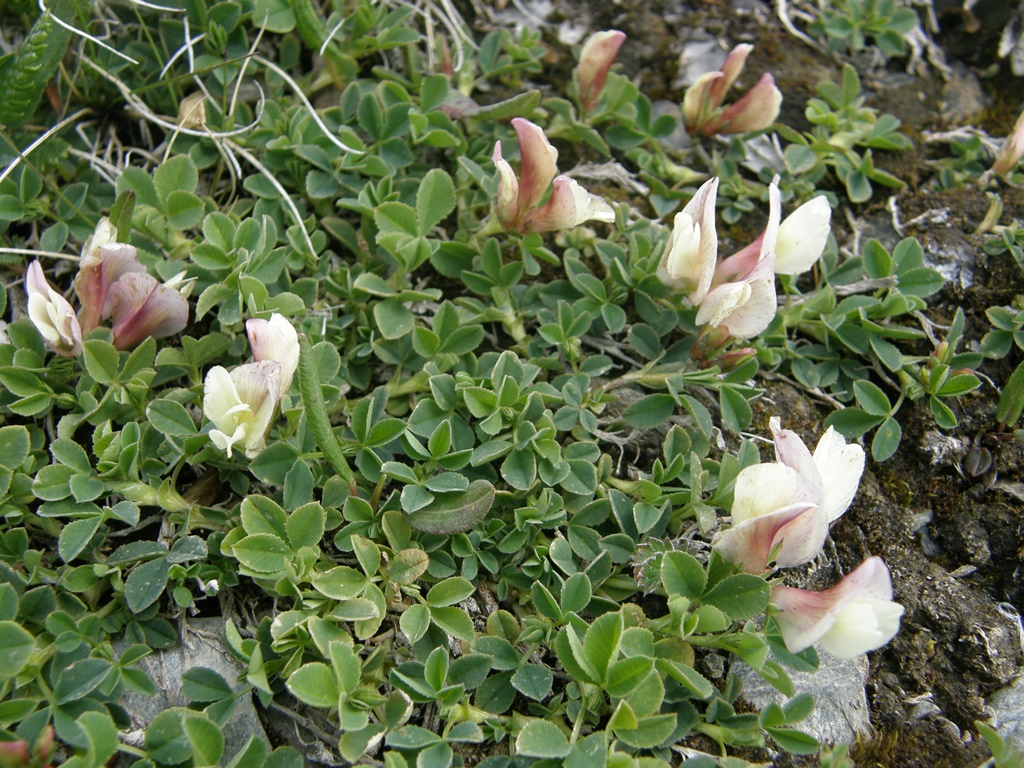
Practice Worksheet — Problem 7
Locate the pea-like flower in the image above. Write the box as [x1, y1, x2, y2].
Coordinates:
[772, 556, 904, 658]
[683, 44, 782, 136]
[656, 177, 719, 306]
[203, 361, 282, 458]
[246, 313, 299, 396]
[492, 118, 615, 234]
[712, 418, 864, 573]
[25, 261, 83, 357]
[106, 272, 190, 350]
[576, 30, 626, 113]
[74, 242, 146, 332]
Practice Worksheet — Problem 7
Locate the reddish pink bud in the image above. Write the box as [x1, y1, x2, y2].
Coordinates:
[683, 45, 782, 136]
[993, 108, 1024, 176]
[74, 241, 146, 333]
[576, 30, 626, 113]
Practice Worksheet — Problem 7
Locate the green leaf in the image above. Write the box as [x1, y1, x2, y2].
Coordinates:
[165, 190, 205, 229]
[287, 663, 339, 707]
[766, 727, 819, 755]
[184, 712, 224, 767]
[82, 339, 119, 385]
[249, 442, 301, 485]
[661, 551, 706, 599]
[153, 155, 199, 203]
[399, 603, 431, 643]
[605, 657, 655, 698]
[0, 621, 35, 679]
[622, 394, 675, 429]
[125, 556, 170, 613]
[77, 710, 119, 765]
[516, 720, 571, 759]
[583, 611, 623, 681]
[146, 709, 194, 766]
[389, 548, 430, 585]
[374, 201, 418, 237]
[998, 360, 1024, 428]
[823, 407, 884, 438]
[853, 380, 892, 416]
[286, 503, 325, 549]
[426, 577, 475, 607]
[231, 533, 291, 575]
[511, 663, 553, 701]
[560, 573, 592, 615]
[147, 399, 198, 437]
[58, 516, 103, 562]
[373, 299, 415, 340]
[700, 574, 770, 620]
[54, 657, 113, 704]
[871, 416, 902, 462]
[612, 713, 677, 749]
[182, 667, 234, 703]
[0, 425, 30, 469]
[405, 479, 494, 534]
[428, 605, 475, 641]
[416, 169, 456, 235]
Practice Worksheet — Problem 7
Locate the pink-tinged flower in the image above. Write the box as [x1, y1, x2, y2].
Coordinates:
[711, 461, 827, 573]
[993, 108, 1024, 176]
[525, 175, 616, 232]
[203, 361, 281, 458]
[656, 177, 719, 305]
[772, 556, 904, 658]
[74, 242, 146, 332]
[695, 251, 777, 339]
[491, 117, 614, 234]
[246, 313, 299, 395]
[106, 272, 189, 350]
[769, 417, 865, 523]
[25, 261, 83, 357]
[576, 30, 626, 113]
[683, 44, 782, 136]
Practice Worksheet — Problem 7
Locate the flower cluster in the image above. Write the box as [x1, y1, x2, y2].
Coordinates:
[712, 419, 903, 658]
[203, 314, 298, 459]
[683, 44, 782, 136]
[658, 177, 831, 340]
[492, 118, 616, 234]
[24, 219, 190, 356]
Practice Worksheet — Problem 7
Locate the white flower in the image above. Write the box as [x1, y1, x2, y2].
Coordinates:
[25, 261, 82, 357]
[656, 177, 719, 305]
[774, 196, 831, 275]
[772, 556, 904, 658]
[711, 461, 827, 573]
[203, 361, 281, 458]
[770, 417, 865, 522]
[695, 252, 777, 339]
[246, 314, 299, 396]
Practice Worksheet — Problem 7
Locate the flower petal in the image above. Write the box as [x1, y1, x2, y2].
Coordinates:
[712, 502, 822, 573]
[774, 196, 831, 275]
[203, 366, 243, 424]
[75, 243, 145, 332]
[492, 140, 520, 229]
[812, 426, 865, 522]
[25, 261, 82, 357]
[230, 361, 281, 457]
[512, 118, 559, 215]
[714, 252, 777, 339]
[712, 73, 782, 135]
[247, 314, 299, 395]
[577, 30, 626, 112]
[108, 273, 190, 350]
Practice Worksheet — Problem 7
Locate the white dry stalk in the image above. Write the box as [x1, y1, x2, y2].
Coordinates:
[39, 0, 139, 65]
[253, 55, 364, 155]
[0, 247, 80, 262]
[0, 108, 93, 188]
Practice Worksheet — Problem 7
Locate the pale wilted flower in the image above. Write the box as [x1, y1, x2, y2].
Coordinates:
[74, 242, 146, 332]
[683, 44, 782, 136]
[246, 313, 299, 396]
[203, 361, 281, 458]
[492, 118, 615, 234]
[25, 261, 83, 357]
[772, 556, 904, 658]
[576, 30, 626, 113]
[106, 272, 189, 350]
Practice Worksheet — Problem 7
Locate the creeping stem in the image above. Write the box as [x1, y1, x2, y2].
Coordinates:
[298, 333, 357, 490]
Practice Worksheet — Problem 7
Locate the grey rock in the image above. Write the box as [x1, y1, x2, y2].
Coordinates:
[989, 672, 1024, 752]
[734, 651, 871, 745]
[116, 617, 268, 760]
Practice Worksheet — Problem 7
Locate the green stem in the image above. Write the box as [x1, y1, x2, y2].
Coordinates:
[298, 333, 357, 490]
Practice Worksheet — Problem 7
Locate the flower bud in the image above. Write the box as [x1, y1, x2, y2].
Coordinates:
[576, 30, 626, 113]
[683, 45, 781, 136]
[25, 261, 83, 357]
[656, 177, 719, 305]
[74, 242, 146, 332]
[993, 108, 1024, 176]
